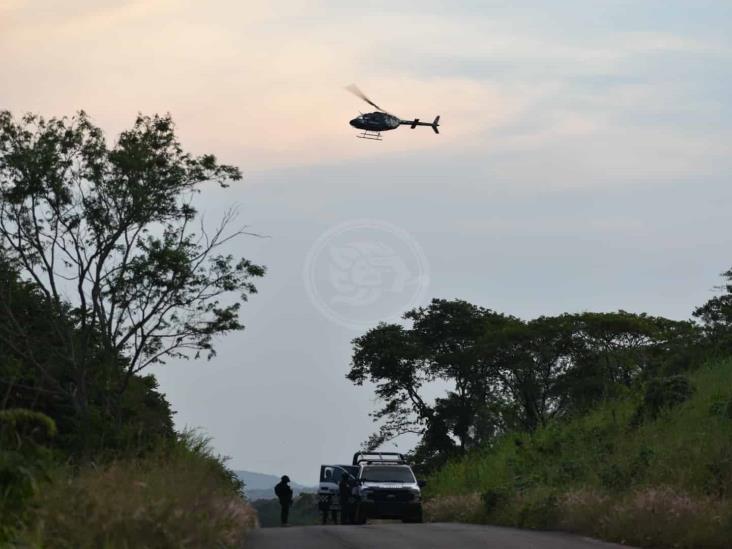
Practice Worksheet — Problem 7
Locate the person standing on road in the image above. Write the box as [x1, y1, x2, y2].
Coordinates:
[274, 475, 294, 526]
[338, 473, 353, 524]
[320, 469, 339, 525]
[321, 495, 339, 525]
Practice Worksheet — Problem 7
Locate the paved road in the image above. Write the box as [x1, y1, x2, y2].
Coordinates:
[247, 523, 632, 549]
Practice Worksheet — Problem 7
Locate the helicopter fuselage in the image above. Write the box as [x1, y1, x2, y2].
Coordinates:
[346, 85, 440, 139]
[350, 112, 401, 132]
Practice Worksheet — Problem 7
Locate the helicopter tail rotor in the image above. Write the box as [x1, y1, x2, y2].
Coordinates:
[432, 115, 440, 134]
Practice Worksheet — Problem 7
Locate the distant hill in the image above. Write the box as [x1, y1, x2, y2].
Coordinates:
[235, 470, 315, 501]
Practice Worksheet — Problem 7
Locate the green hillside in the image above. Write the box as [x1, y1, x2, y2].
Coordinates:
[425, 358, 732, 548]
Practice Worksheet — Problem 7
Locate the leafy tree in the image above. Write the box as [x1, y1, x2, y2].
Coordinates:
[0, 111, 264, 451]
[631, 375, 695, 425]
[558, 312, 699, 413]
[407, 300, 510, 450]
[0, 254, 175, 453]
[480, 315, 575, 432]
[348, 299, 514, 464]
[349, 323, 433, 451]
[348, 299, 698, 470]
[694, 267, 732, 353]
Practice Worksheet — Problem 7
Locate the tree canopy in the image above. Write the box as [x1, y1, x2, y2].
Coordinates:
[348, 298, 701, 470]
[0, 110, 264, 453]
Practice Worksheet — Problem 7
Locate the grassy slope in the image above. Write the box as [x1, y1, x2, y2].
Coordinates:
[425, 358, 732, 548]
[13, 436, 257, 548]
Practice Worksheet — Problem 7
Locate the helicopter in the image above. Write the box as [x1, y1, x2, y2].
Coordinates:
[347, 85, 440, 141]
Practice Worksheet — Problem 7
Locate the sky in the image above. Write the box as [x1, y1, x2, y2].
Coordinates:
[2, 0, 732, 484]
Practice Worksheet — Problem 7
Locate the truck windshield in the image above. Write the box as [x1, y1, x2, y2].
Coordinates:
[360, 466, 415, 483]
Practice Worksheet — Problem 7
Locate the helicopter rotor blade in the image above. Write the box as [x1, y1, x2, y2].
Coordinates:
[346, 84, 388, 113]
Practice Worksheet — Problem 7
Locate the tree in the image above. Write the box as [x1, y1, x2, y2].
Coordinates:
[349, 323, 432, 451]
[407, 299, 512, 450]
[557, 312, 698, 413]
[478, 315, 575, 432]
[348, 298, 698, 470]
[348, 299, 514, 465]
[694, 267, 732, 352]
[0, 111, 264, 448]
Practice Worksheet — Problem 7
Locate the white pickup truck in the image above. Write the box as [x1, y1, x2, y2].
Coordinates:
[352, 452, 424, 523]
[317, 452, 424, 524]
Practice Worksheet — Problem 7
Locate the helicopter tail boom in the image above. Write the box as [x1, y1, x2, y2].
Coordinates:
[400, 115, 440, 134]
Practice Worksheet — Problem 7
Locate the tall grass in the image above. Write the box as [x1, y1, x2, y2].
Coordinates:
[425, 358, 732, 547]
[16, 430, 257, 549]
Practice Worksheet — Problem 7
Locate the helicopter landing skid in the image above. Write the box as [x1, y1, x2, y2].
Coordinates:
[356, 130, 382, 141]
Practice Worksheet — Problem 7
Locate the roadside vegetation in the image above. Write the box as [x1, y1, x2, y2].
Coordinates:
[16, 432, 257, 548]
[0, 110, 263, 547]
[349, 267, 732, 547]
[425, 358, 732, 547]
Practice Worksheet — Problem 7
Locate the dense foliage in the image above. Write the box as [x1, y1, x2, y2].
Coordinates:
[0, 110, 264, 455]
[693, 268, 732, 354]
[347, 266, 732, 547]
[425, 358, 732, 548]
[0, 408, 57, 541]
[0, 258, 175, 456]
[349, 297, 707, 471]
[0, 111, 262, 545]
[18, 431, 256, 548]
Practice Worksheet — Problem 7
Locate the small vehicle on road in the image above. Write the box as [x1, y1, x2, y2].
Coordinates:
[352, 452, 424, 523]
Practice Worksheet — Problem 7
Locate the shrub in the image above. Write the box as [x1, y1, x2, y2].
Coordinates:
[18, 431, 256, 548]
[481, 488, 508, 514]
[0, 409, 56, 543]
[424, 493, 484, 523]
[0, 409, 57, 443]
[515, 489, 559, 529]
[632, 375, 695, 425]
[426, 358, 732, 547]
[601, 486, 732, 548]
[557, 488, 611, 535]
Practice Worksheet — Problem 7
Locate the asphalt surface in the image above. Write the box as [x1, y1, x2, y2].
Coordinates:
[247, 522, 632, 549]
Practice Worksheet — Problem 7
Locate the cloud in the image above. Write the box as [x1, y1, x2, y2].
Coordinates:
[1, 0, 730, 184]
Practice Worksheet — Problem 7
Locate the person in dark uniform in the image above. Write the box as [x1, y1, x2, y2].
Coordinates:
[319, 468, 339, 524]
[274, 475, 293, 526]
[321, 497, 339, 525]
[338, 473, 353, 524]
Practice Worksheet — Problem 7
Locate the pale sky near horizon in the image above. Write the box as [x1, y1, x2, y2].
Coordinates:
[2, 1, 732, 484]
